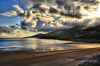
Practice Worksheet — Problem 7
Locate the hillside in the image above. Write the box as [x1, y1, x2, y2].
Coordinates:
[33, 26, 100, 43]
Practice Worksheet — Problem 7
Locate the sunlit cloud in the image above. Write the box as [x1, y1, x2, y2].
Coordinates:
[0, 11, 17, 17]
[0, 5, 25, 17]
[13, 5, 24, 13]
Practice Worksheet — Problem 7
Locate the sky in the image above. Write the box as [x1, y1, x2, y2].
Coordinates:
[0, 0, 28, 26]
[0, 0, 55, 26]
[0, 0, 100, 27]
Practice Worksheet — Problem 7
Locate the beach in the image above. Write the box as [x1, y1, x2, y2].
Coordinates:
[0, 48, 100, 66]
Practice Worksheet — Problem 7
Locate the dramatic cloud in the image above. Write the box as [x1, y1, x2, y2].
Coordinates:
[0, 11, 17, 17]
[13, 5, 24, 13]
[1, 0, 100, 27]
[86, 18, 100, 27]
[0, 5, 24, 17]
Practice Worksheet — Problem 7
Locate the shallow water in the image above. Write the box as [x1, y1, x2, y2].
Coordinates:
[0, 38, 100, 52]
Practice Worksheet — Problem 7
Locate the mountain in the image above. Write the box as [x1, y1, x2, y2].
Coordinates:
[33, 26, 100, 43]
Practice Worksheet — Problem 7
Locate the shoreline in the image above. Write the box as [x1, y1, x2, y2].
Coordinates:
[0, 37, 100, 43]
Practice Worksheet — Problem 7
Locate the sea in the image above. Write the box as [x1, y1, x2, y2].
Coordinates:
[0, 38, 100, 52]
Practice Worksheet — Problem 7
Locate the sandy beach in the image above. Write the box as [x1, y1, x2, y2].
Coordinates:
[0, 48, 100, 66]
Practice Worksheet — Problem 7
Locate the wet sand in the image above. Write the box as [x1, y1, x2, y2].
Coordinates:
[0, 48, 100, 66]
